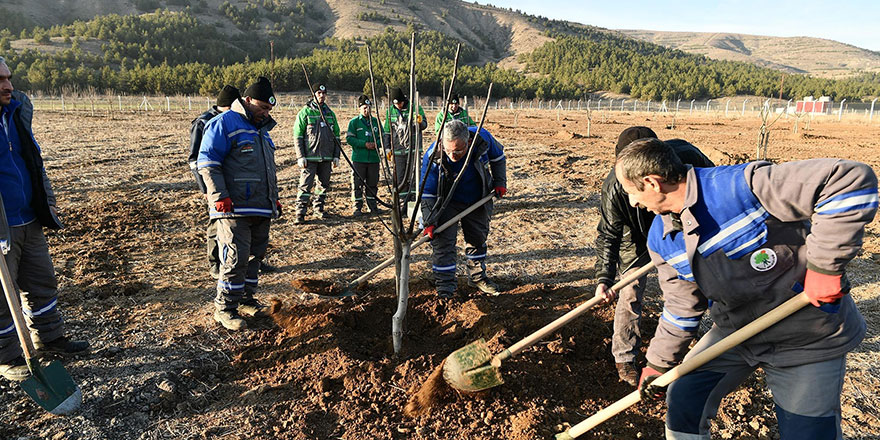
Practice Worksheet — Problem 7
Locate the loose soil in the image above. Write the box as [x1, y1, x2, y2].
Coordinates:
[2, 107, 879, 439]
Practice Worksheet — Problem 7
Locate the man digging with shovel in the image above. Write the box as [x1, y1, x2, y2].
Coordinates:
[616, 138, 876, 440]
[594, 126, 714, 386]
[420, 120, 506, 298]
[0, 56, 88, 382]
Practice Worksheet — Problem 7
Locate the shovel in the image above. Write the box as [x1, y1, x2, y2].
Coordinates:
[334, 193, 497, 298]
[555, 291, 812, 439]
[443, 261, 656, 392]
[0, 200, 82, 415]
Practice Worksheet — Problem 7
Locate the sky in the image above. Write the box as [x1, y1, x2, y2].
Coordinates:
[479, 0, 880, 52]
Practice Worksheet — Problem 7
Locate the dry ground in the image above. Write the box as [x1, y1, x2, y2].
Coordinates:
[2, 105, 879, 439]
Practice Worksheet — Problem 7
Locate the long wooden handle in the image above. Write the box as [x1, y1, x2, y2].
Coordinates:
[0, 248, 37, 360]
[350, 193, 496, 288]
[558, 292, 811, 439]
[492, 262, 656, 366]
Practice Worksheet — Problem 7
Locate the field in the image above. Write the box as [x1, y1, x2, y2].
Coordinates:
[2, 104, 880, 440]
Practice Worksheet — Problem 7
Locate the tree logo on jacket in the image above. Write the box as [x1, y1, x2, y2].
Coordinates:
[749, 248, 777, 272]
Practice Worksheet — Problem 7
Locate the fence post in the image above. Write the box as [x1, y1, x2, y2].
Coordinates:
[676, 98, 681, 113]
[620, 99, 625, 111]
[597, 99, 601, 111]
[690, 99, 695, 114]
[634, 99, 638, 112]
[742, 98, 749, 116]
[608, 99, 613, 111]
[705, 99, 711, 114]
[646, 101, 650, 112]
[61, 95, 65, 112]
[870, 98, 878, 123]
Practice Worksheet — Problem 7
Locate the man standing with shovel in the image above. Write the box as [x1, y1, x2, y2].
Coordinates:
[616, 138, 876, 440]
[0, 56, 88, 381]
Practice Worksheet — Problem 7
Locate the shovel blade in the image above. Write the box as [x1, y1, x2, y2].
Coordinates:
[20, 360, 82, 415]
[442, 339, 504, 392]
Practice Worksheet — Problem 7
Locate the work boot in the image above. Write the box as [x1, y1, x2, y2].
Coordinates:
[314, 209, 327, 220]
[352, 208, 363, 218]
[259, 261, 277, 273]
[468, 278, 500, 295]
[34, 336, 90, 355]
[293, 215, 306, 225]
[0, 356, 30, 382]
[436, 287, 456, 299]
[209, 265, 220, 280]
[616, 362, 639, 387]
[239, 299, 269, 318]
[214, 310, 247, 331]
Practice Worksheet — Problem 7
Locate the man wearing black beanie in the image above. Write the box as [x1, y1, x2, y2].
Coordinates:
[196, 77, 280, 331]
[189, 85, 240, 279]
[434, 92, 475, 133]
[383, 86, 427, 216]
[292, 82, 341, 223]
[593, 126, 714, 386]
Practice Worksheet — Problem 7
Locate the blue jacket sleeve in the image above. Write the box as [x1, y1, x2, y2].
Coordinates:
[197, 118, 231, 202]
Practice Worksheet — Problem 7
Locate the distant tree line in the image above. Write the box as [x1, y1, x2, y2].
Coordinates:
[0, 10, 877, 102]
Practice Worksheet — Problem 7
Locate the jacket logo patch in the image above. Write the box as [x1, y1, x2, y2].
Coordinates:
[240, 145, 254, 153]
[750, 248, 777, 272]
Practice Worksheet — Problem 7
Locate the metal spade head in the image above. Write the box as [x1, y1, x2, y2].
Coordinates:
[20, 359, 82, 415]
[441, 338, 504, 392]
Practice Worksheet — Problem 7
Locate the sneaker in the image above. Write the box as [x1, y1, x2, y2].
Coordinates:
[468, 278, 500, 295]
[239, 299, 269, 318]
[34, 336, 90, 355]
[293, 215, 306, 225]
[213, 310, 247, 331]
[616, 362, 639, 387]
[0, 356, 30, 382]
[259, 262, 277, 273]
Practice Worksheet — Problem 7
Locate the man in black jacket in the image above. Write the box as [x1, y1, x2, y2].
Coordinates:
[190, 85, 240, 278]
[0, 57, 88, 382]
[594, 126, 714, 386]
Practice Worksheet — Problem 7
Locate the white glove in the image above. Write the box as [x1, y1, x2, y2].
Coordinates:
[333, 158, 340, 167]
[298, 158, 307, 168]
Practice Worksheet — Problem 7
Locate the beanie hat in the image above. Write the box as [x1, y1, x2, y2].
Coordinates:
[615, 126, 658, 156]
[244, 76, 276, 106]
[390, 87, 407, 105]
[216, 85, 240, 107]
[315, 83, 327, 93]
[448, 93, 460, 104]
[357, 94, 372, 107]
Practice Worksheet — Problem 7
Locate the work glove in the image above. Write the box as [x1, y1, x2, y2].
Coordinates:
[595, 282, 615, 303]
[417, 114, 423, 124]
[423, 225, 436, 240]
[804, 269, 845, 307]
[298, 158, 307, 168]
[386, 150, 393, 161]
[638, 363, 668, 401]
[215, 197, 233, 213]
[276, 200, 283, 218]
[494, 186, 507, 198]
[333, 158, 340, 167]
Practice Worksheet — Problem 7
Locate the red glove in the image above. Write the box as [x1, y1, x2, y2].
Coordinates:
[804, 269, 845, 307]
[215, 197, 233, 213]
[494, 186, 507, 198]
[638, 364, 667, 400]
[276, 200, 283, 217]
[423, 225, 436, 240]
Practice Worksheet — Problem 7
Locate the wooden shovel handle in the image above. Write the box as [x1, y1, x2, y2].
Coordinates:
[351, 193, 496, 288]
[0, 247, 38, 360]
[492, 262, 656, 366]
[558, 291, 812, 439]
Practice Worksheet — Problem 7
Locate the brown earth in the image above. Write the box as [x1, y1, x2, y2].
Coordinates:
[2, 105, 880, 439]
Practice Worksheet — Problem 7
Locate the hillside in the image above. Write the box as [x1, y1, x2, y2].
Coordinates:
[618, 30, 880, 79]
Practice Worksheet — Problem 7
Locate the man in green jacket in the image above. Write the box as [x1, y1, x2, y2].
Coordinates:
[434, 93, 474, 133]
[292, 83, 341, 224]
[346, 95, 382, 216]
[383, 87, 426, 216]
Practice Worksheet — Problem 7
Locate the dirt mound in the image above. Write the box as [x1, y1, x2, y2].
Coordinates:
[219, 281, 668, 438]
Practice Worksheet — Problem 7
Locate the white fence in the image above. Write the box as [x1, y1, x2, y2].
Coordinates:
[26, 93, 880, 123]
